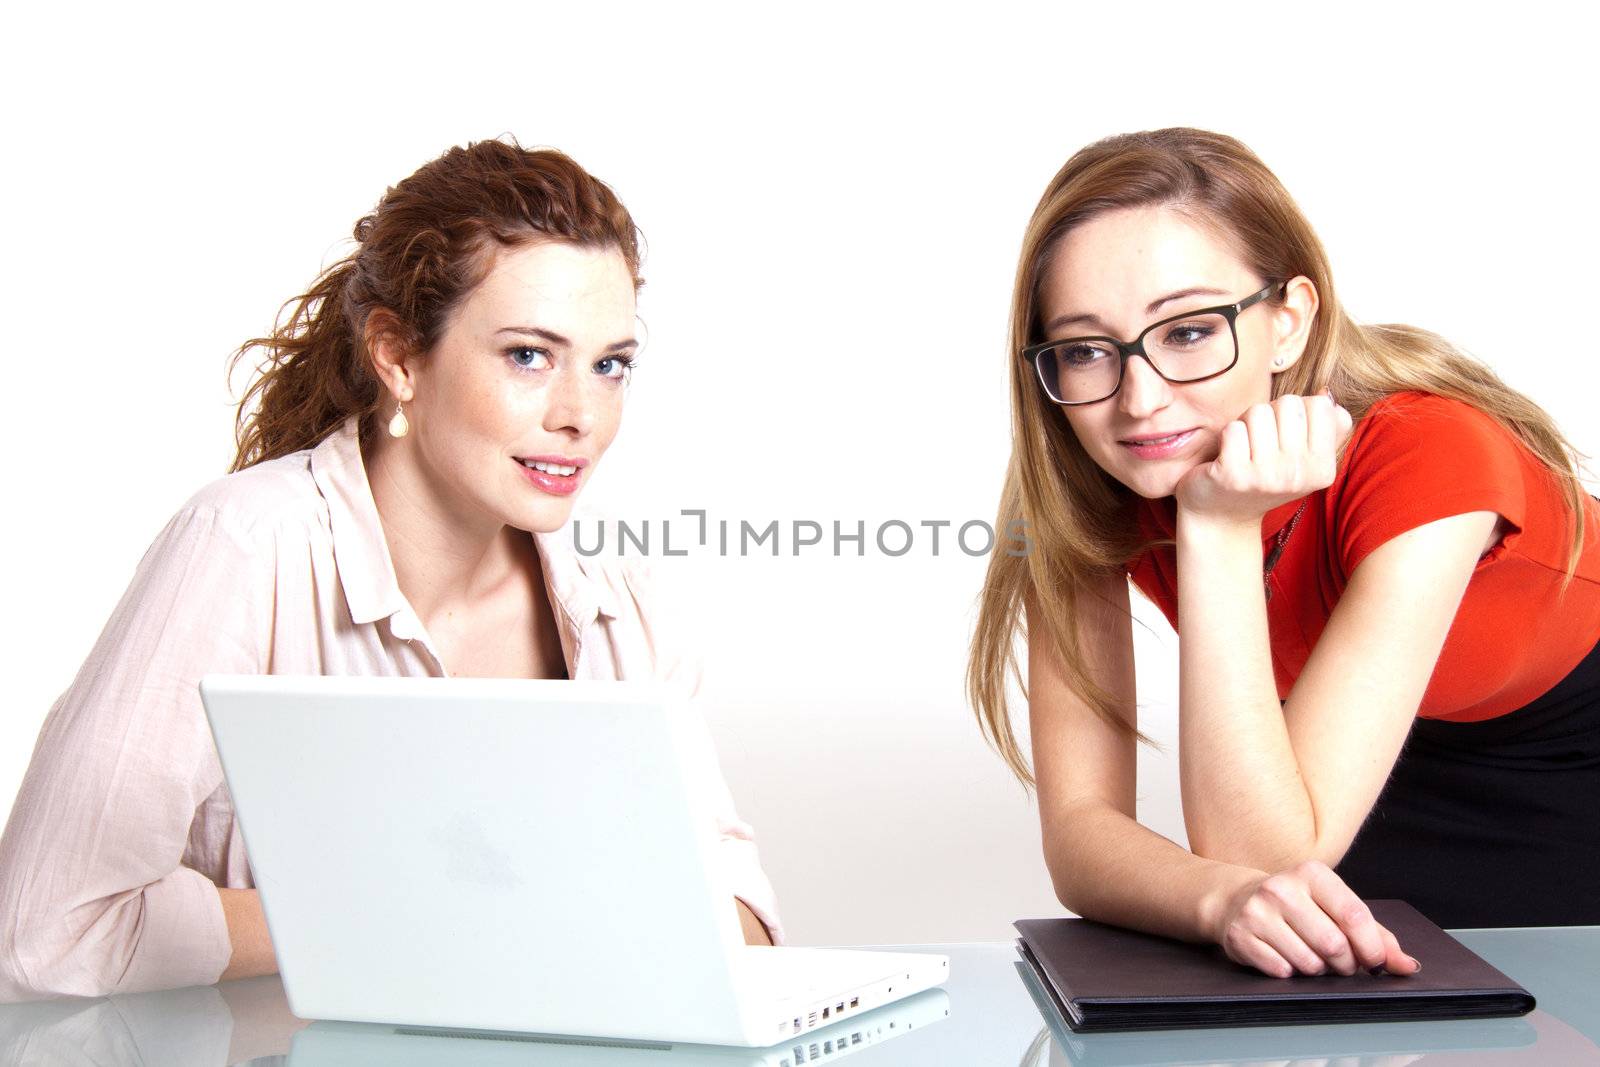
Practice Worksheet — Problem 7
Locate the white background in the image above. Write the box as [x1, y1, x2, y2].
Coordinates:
[2, 3, 1596, 946]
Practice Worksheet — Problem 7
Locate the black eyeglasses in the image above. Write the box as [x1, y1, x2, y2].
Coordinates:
[1022, 280, 1285, 406]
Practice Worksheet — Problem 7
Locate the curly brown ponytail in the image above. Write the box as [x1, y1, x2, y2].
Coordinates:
[229, 138, 643, 472]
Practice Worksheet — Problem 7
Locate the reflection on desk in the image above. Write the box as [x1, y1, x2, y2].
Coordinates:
[0, 928, 1595, 1066]
[1016, 960, 1543, 1063]
[290, 988, 946, 1066]
[0, 974, 301, 1066]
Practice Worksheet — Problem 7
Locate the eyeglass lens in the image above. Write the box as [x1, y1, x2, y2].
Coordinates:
[1036, 311, 1236, 404]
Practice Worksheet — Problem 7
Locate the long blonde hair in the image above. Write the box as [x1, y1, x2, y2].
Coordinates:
[968, 128, 1592, 788]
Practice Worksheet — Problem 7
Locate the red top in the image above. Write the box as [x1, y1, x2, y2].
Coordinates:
[1126, 391, 1600, 721]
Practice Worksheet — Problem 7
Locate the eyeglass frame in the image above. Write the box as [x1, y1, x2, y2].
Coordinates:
[1021, 279, 1287, 406]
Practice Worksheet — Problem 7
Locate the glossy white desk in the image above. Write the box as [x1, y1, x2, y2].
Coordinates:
[1, 927, 1595, 1065]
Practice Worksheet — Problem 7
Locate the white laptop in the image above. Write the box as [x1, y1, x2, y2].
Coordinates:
[199, 676, 948, 1046]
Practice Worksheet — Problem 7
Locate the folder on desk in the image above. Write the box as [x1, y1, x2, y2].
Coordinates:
[1015, 900, 1536, 1033]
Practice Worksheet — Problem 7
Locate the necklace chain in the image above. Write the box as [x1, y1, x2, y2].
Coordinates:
[1263, 500, 1309, 602]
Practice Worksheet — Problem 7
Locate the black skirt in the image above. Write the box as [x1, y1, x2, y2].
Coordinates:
[1334, 635, 1600, 927]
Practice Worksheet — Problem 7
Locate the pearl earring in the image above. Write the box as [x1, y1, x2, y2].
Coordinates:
[387, 402, 409, 439]
[1273, 357, 1285, 367]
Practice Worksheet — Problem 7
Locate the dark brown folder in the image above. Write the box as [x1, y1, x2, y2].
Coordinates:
[1014, 900, 1536, 1033]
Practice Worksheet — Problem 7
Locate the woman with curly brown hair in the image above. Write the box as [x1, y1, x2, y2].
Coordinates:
[0, 139, 782, 1002]
[969, 128, 1600, 980]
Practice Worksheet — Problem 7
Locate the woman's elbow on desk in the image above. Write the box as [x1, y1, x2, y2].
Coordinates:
[1037, 805, 1131, 920]
[0, 904, 139, 1002]
[0, 880, 107, 1001]
[0, 868, 238, 1002]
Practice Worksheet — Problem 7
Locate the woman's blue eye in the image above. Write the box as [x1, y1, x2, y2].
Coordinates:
[507, 346, 551, 370]
[595, 355, 635, 381]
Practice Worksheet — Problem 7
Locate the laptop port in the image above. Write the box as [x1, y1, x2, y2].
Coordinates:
[849, 997, 859, 1008]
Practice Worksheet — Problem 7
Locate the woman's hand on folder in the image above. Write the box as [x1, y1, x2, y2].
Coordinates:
[1209, 861, 1422, 979]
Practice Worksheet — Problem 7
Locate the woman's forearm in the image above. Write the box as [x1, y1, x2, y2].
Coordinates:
[1047, 800, 1265, 943]
[218, 888, 279, 981]
[737, 898, 774, 946]
[1175, 514, 1318, 869]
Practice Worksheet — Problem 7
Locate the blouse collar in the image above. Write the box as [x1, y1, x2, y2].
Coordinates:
[307, 417, 618, 637]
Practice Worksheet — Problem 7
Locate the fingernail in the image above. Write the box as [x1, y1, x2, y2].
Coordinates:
[1408, 956, 1421, 972]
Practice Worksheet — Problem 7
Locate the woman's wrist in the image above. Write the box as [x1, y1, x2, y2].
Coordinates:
[1194, 862, 1267, 943]
[1175, 503, 1265, 543]
[1175, 507, 1267, 587]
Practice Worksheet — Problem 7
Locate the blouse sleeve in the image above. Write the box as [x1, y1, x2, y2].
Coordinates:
[1334, 394, 1530, 579]
[0, 503, 270, 1001]
[619, 560, 787, 946]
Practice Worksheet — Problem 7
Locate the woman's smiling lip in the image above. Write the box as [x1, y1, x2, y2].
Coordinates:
[515, 454, 587, 496]
[516, 453, 589, 469]
[1118, 428, 1199, 459]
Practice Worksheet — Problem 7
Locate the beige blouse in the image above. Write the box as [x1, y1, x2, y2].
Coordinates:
[0, 418, 783, 1002]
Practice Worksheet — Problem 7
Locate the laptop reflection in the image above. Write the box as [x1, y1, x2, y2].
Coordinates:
[288, 987, 950, 1066]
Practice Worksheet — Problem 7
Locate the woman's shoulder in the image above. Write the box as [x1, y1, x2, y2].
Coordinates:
[172, 446, 331, 546]
[1354, 389, 1506, 436]
[1343, 390, 1530, 480]
[1329, 390, 1542, 577]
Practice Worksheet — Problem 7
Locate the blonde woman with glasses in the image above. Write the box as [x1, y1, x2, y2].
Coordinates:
[969, 128, 1600, 980]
